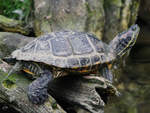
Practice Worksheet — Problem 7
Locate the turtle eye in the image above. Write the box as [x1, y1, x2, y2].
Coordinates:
[131, 25, 137, 31]
[132, 27, 136, 31]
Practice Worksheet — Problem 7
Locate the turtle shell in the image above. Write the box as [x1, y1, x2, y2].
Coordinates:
[12, 31, 115, 68]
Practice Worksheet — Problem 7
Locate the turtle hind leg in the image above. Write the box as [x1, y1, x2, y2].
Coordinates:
[27, 70, 53, 104]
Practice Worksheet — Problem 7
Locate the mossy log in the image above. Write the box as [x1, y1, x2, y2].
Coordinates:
[0, 15, 30, 35]
[0, 62, 66, 113]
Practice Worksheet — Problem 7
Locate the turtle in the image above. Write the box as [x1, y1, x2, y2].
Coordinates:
[2, 24, 140, 104]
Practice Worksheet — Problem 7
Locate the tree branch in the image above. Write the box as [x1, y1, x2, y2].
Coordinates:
[0, 15, 31, 35]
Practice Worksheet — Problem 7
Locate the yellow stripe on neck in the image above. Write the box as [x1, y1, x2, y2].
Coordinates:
[23, 69, 35, 75]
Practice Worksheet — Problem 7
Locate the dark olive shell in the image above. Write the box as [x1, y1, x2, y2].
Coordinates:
[12, 31, 115, 68]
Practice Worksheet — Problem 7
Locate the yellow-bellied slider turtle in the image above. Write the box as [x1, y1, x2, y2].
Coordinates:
[3, 24, 139, 104]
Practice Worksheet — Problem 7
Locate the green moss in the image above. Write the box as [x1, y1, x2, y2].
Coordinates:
[0, 71, 17, 89]
[51, 100, 58, 109]
[0, 68, 31, 90]
[0, 15, 21, 25]
[104, 0, 122, 8]
[85, 1, 104, 39]
[129, 1, 140, 25]
[46, 97, 58, 109]
[2, 79, 16, 89]
[0, 15, 29, 34]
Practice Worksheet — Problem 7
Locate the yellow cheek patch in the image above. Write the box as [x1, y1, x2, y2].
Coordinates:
[23, 69, 35, 75]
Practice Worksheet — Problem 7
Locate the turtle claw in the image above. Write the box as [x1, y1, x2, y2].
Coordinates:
[27, 70, 52, 104]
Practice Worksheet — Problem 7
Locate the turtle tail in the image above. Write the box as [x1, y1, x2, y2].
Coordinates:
[109, 24, 140, 58]
[3, 57, 16, 65]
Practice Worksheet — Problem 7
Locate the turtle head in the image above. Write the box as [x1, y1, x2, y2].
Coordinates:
[109, 24, 140, 58]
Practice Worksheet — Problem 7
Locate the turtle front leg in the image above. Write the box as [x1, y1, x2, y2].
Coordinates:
[100, 64, 113, 83]
[27, 70, 53, 104]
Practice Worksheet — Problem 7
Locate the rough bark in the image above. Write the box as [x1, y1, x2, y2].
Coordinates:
[33, 0, 140, 42]
[33, 0, 105, 38]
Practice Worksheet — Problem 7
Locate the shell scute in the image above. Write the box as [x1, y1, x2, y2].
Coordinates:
[67, 58, 80, 68]
[21, 40, 37, 52]
[36, 40, 51, 52]
[79, 57, 90, 66]
[55, 59, 67, 67]
[91, 55, 100, 65]
[51, 37, 72, 57]
[88, 34, 105, 53]
[69, 33, 93, 55]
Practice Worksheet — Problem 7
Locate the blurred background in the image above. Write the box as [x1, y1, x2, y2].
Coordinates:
[0, 0, 150, 113]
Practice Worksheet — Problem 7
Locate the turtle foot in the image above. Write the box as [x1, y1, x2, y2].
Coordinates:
[27, 70, 52, 104]
[27, 85, 48, 104]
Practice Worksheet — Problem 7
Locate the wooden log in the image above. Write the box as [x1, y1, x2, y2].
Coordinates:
[0, 15, 30, 35]
[49, 75, 119, 113]
[0, 32, 34, 58]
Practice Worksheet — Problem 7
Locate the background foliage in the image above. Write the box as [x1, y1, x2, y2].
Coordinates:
[0, 0, 32, 21]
